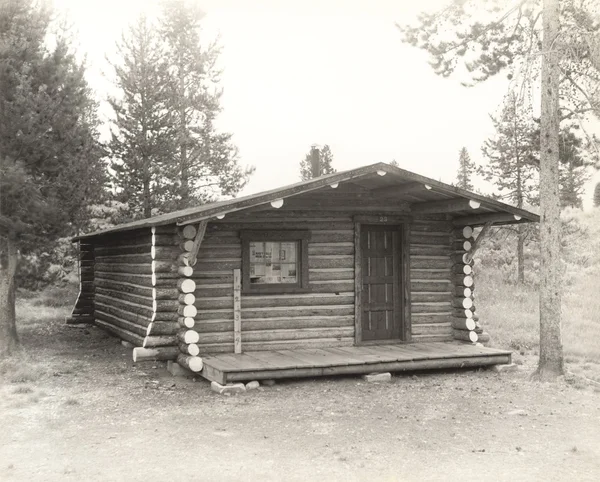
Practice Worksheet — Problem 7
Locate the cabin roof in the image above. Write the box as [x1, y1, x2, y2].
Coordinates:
[73, 162, 539, 241]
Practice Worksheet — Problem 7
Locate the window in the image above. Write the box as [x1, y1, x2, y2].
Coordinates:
[241, 230, 310, 293]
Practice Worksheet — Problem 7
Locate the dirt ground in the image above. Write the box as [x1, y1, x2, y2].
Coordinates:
[1, 323, 599, 482]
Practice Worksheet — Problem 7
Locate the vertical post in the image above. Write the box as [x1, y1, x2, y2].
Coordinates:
[233, 268, 242, 354]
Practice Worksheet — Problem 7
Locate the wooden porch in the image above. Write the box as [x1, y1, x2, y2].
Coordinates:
[200, 342, 512, 384]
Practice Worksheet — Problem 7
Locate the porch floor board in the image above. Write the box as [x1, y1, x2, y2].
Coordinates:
[200, 342, 512, 384]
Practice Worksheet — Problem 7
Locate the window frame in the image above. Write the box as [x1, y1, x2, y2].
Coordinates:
[240, 230, 311, 294]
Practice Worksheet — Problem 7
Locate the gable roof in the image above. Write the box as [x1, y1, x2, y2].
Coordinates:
[74, 162, 539, 241]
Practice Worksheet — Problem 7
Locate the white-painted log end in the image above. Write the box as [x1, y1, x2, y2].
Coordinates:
[424, 184, 432, 190]
[514, 214, 522, 221]
[376, 170, 387, 176]
[270, 199, 284, 208]
[183, 330, 200, 344]
[216, 214, 225, 219]
[329, 182, 339, 189]
[462, 226, 474, 239]
[469, 200, 481, 209]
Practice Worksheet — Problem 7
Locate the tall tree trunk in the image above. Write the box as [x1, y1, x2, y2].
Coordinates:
[0, 235, 19, 357]
[517, 224, 525, 284]
[535, 0, 563, 380]
[179, 67, 189, 208]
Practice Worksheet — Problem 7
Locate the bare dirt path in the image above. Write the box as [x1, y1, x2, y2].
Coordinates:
[1, 324, 599, 481]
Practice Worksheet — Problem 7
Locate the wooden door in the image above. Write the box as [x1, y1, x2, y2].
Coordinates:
[360, 225, 403, 342]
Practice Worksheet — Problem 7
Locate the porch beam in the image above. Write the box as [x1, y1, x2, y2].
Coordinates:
[371, 182, 428, 197]
[453, 212, 524, 226]
[411, 198, 483, 214]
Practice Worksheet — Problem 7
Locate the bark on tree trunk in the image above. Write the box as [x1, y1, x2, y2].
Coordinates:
[535, 0, 564, 381]
[517, 224, 525, 285]
[0, 235, 20, 357]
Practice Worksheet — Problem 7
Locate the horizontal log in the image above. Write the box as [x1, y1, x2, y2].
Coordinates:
[94, 272, 157, 287]
[194, 315, 354, 333]
[453, 329, 478, 343]
[95, 293, 152, 317]
[95, 254, 151, 264]
[178, 304, 198, 317]
[94, 244, 151, 256]
[410, 234, 451, 246]
[477, 332, 490, 343]
[146, 321, 179, 336]
[309, 269, 354, 281]
[410, 245, 452, 256]
[195, 338, 354, 354]
[310, 231, 354, 243]
[308, 245, 354, 256]
[94, 311, 149, 337]
[452, 264, 472, 275]
[411, 313, 451, 324]
[132, 346, 179, 362]
[452, 297, 473, 309]
[180, 343, 200, 356]
[151, 246, 180, 260]
[196, 305, 355, 321]
[194, 326, 354, 344]
[451, 318, 476, 330]
[411, 302, 452, 313]
[179, 293, 195, 305]
[197, 247, 242, 259]
[410, 222, 453, 233]
[411, 256, 452, 269]
[451, 253, 473, 265]
[95, 262, 152, 275]
[95, 286, 151, 307]
[410, 292, 452, 303]
[181, 224, 197, 239]
[178, 266, 194, 277]
[177, 354, 203, 372]
[178, 279, 196, 293]
[178, 329, 200, 344]
[454, 286, 473, 297]
[194, 259, 241, 271]
[410, 269, 451, 280]
[410, 280, 452, 292]
[142, 334, 178, 348]
[195, 294, 354, 310]
[178, 316, 195, 328]
[411, 323, 452, 336]
[95, 319, 144, 346]
[453, 275, 474, 287]
[453, 308, 474, 319]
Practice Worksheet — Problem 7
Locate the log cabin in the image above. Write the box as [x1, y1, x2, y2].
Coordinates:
[69, 161, 539, 383]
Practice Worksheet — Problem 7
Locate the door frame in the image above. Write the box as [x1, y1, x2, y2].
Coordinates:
[354, 215, 412, 345]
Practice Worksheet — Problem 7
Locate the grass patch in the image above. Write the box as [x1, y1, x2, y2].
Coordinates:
[64, 397, 80, 406]
[0, 354, 46, 385]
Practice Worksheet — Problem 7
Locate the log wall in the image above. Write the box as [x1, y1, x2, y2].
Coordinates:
[66, 242, 95, 324]
[409, 219, 454, 342]
[93, 226, 180, 348]
[192, 212, 356, 354]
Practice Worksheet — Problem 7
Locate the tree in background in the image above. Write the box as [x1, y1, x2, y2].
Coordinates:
[557, 129, 594, 208]
[594, 182, 600, 207]
[159, 0, 252, 208]
[0, 0, 105, 356]
[300, 145, 336, 180]
[455, 147, 475, 191]
[108, 14, 175, 219]
[480, 93, 539, 284]
[399, 0, 600, 380]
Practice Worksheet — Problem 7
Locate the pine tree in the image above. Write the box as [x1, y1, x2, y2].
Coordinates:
[0, 0, 104, 356]
[399, 0, 600, 380]
[480, 93, 539, 285]
[557, 129, 594, 208]
[594, 182, 600, 207]
[300, 145, 336, 180]
[159, 0, 252, 207]
[455, 147, 475, 191]
[108, 14, 175, 219]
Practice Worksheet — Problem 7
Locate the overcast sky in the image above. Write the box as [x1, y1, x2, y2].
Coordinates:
[54, 0, 599, 208]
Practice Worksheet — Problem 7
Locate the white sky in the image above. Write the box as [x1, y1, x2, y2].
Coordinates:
[53, 0, 599, 209]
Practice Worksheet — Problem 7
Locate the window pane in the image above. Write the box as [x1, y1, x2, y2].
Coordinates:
[248, 241, 299, 285]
